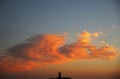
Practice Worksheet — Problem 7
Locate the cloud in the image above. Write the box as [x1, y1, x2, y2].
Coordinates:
[0, 31, 118, 72]
[91, 45, 116, 60]
[111, 25, 117, 30]
[0, 56, 38, 72]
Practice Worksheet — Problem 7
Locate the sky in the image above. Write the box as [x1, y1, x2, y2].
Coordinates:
[0, 0, 120, 79]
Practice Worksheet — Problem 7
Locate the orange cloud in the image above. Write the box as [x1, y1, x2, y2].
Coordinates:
[0, 31, 119, 72]
[0, 57, 38, 72]
[92, 45, 117, 60]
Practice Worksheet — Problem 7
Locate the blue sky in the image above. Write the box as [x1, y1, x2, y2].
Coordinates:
[0, 0, 120, 50]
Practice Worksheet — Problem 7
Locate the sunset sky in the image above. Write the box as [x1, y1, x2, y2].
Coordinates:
[0, 0, 120, 79]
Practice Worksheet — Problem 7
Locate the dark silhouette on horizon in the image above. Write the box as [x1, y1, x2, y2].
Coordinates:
[49, 72, 72, 79]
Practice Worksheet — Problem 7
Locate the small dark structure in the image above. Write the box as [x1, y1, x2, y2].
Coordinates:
[49, 72, 72, 79]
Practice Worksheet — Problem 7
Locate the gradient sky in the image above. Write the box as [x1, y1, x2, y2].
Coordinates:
[0, 0, 120, 79]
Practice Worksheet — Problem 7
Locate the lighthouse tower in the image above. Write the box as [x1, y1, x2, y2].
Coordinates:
[58, 72, 62, 78]
[49, 72, 72, 79]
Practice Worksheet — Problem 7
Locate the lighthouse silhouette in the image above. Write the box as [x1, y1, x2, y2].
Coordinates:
[49, 72, 72, 79]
